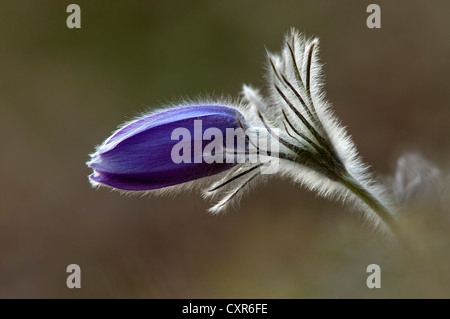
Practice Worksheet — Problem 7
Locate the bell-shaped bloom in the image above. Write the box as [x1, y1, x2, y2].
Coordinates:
[88, 105, 246, 191]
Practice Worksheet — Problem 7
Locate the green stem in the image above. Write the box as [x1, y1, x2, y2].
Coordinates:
[338, 173, 401, 238]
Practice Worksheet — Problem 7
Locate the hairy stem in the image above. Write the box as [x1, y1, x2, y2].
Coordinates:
[338, 173, 401, 238]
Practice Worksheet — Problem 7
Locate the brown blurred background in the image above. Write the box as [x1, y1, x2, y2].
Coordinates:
[0, 1, 449, 298]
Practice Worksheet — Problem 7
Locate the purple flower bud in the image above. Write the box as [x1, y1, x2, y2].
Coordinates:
[88, 105, 246, 191]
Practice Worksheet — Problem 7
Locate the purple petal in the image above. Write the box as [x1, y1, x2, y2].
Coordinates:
[88, 105, 245, 190]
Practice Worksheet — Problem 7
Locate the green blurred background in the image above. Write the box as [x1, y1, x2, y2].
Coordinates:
[0, 0, 449, 298]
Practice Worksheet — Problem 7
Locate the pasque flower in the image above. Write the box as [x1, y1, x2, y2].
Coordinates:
[88, 104, 248, 191]
[88, 29, 399, 236]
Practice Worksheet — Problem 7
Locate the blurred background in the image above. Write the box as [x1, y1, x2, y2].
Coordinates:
[0, 0, 449, 298]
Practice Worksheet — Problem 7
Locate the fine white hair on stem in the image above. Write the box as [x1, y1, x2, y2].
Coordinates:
[244, 28, 397, 236]
[202, 29, 399, 237]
